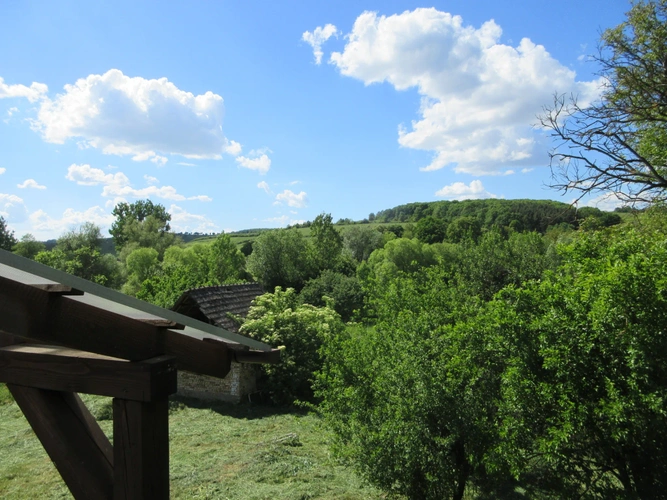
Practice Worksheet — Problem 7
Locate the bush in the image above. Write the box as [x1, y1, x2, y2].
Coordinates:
[240, 287, 345, 405]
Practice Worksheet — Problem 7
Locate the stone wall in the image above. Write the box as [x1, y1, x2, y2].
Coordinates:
[177, 361, 259, 403]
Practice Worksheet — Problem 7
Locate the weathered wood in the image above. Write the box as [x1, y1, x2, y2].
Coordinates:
[137, 318, 185, 329]
[0, 276, 232, 378]
[0, 346, 177, 402]
[30, 283, 84, 295]
[113, 398, 170, 500]
[7, 386, 114, 500]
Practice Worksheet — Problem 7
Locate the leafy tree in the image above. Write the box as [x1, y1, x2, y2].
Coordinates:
[0, 216, 17, 251]
[342, 225, 384, 262]
[35, 223, 122, 287]
[246, 229, 314, 291]
[110, 200, 172, 249]
[118, 214, 179, 260]
[542, 0, 667, 203]
[136, 235, 248, 305]
[240, 287, 345, 404]
[446, 216, 482, 243]
[310, 213, 343, 271]
[122, 247, 159, 296]
[12, 233, 45, 259]
[300, 270, 365, 322]
[414, 215, 447, 244]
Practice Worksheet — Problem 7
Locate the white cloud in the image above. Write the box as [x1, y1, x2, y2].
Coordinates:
[521, 168, 534, 173]
[31, 69, 228, 160]
[168, 204, 218, 233]
[329, 8, 602, 175]
[177, 162, 197, 167]
[0, 77, 48, 102]
[66, 164, 130, 187]
[17, 179, 46, 190]
[66, 163, 210, 202]
[585, 192, 624, 211]
[4, 106, 19, 123]
[275, 189, 308, 208]
[435, 180, 497, 200]
[0, 168, 5, 175]
[0, 193, 27, 220]
[224, 139, 242, 156]
[236, 154, 271, 174]
[29, 206, 115, 234]
[144, 175, 159, 185]
[257, 181, 272, 194]
[302, 24, 339, 64]
[131, 150, 168, 166]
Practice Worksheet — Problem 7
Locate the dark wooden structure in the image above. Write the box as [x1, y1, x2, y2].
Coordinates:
[0, 249, 279, 499]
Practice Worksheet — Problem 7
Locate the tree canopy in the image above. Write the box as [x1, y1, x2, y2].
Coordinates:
[110, 200, 172, 249]
[0, 216, 17, 251]
[542, 0, 667, 204]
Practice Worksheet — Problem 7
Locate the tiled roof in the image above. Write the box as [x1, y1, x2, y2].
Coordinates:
[171, 283, 264, 333]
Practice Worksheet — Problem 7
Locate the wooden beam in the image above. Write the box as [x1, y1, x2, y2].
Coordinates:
[7, 386, 114, 500]
[0, 346, 177, 402]
[113, 399, 169, 500]
[30, 283, 84, 295]
[136, 318, 185, 330]
[0, 276, 232, 378]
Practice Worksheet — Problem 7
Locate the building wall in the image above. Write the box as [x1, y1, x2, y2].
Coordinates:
[177, 361, 259, 403]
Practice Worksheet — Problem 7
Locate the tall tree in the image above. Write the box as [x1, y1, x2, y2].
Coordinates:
[542, 0, 667, 203]
[110, 200, 171, 249]
[310, 213, 343, 271]
[0, 216, 17, 251]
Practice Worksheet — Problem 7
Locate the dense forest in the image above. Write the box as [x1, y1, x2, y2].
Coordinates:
[3, 0, 667, 497]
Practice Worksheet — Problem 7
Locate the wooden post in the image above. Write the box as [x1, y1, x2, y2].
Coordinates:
[8, 386, 114, 500]
[113, 399, 170, 500]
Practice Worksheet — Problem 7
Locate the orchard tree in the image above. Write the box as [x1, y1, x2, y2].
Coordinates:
[543, 0, 667, 203]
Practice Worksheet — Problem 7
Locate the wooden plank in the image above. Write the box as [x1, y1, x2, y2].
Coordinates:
[0, 346, 177, 402]
[0, 276, 232, 378]
[113, 398, 169, 500]
[136, 318, 185, 330]
[30, 283, 84, 295]
[8, 386, 114, 500]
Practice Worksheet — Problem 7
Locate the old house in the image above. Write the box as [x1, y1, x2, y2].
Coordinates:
[171, 283, 265, 402]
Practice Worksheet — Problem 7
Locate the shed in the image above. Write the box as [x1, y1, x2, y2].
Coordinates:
[0, 249, 279, 499]
[171, 283, 265, 402]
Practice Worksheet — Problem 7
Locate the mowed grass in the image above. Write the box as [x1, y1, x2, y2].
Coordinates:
[0, 386, 384, 499]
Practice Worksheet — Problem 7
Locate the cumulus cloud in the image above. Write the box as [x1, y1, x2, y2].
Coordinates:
[168, 204, 218, 233]
[0, 77, 48, 102]
[236, 154, 271, 174]
[17, 179, 46, 189]
[435, 180, 497, 200]
[29, 206, 115, 235]
[31, 69, 228, 160]
[257, 181, 272, 194]
[224, 139, 242, 156]
[66, 163, 211, 202]
[329, 8, 601, 175]
[0, 168, 5, 175]
[585, 192, 624, 211]
[144, 175, 159, 185]
[0, 193, 27, 220]
[275, 189, 308, 208]
[302, 24, 340, 64]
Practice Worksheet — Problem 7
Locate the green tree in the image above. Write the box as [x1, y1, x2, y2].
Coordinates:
[35, 223, 122, 287]
[414, 216, 447, 244]
[110, 200, 172, 249]
[122, 247, 159, 296]
[310, 213, 343, 271]
[246, 229, 314, 291]
[11, 233, 45, 259]
[542, 0, 667, 203]
[0, 216, 17, 251]
[342, 225, 384, 262]
[240, 287, 345, 404]
[446, 216, 482, 243]
[300, 270, 365, 322]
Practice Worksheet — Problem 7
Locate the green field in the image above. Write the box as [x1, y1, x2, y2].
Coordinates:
[0, 386, 383, 499]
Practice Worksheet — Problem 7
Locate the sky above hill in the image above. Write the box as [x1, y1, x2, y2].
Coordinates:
[1, 0, 631, 240]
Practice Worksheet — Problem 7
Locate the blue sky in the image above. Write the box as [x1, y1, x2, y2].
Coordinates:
[1, 0, 630, 240]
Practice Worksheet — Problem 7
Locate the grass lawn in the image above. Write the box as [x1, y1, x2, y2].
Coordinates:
[0, 386, 384, 499]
